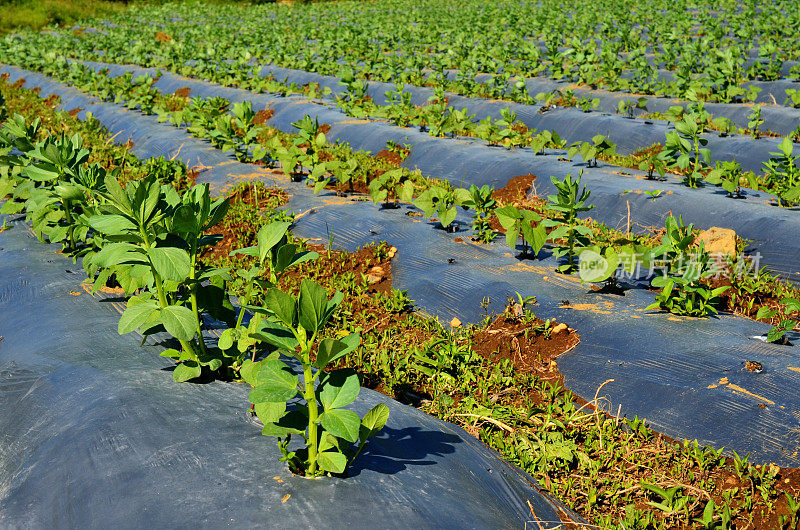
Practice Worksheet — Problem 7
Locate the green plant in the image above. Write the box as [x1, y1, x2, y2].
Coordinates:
[380, 288, 414, 313]
[747, 105, 764, 139]
[642, 483, 690, 517]
[89, 175, 231, 381]
[576, 97, 599, 113]
[783, 492, 800, 528]
[705, 160, 755, 198]
[145, 155, 192, 190]
[462, 184, 496, 243]
[785, 89, 800, 108]
[544, 171, 595, 273]
[647, 216, 728, 317]
[637, 152, 666, 180]
[414, 184, 470, 231]
[617, 97, 648, 118]
[495, 204, 545, 257]
[756, 297, 799, 343]
[694, 498, 732, 530]
[568, 135, 616, 167]
[368, 168, 414, 208]
[223, 221, 319, 368]
[577, 243, 645, 285]
[762, 137, 800, 205]
[242, 279, 389, 476]
[659, 112, 711, 187]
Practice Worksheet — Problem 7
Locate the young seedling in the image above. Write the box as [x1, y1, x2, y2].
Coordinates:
[368, 168, 414, 209]
[756, 297, 799, 344]
[462, 184, 497, 243]
[762, 137, 800, 205]
[544, 171, 595, 273]
[414, 184, 470, 232]
[617, 97, 648, 119]
[568, 135, 615, 167]
[495, 204, 546, 257]
[647, 216, 728, 317]
[747, 105, 764, 139]
[243, 279, 389, 477]
[705, 160, 755, 198]
[659, 113, 711, 187]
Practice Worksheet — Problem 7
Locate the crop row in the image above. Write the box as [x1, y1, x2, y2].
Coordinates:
[4, 66, 800, 529]
[6, 66, 800, 339]
[9, 56, 800, 227]
[6, 0, 800, 106]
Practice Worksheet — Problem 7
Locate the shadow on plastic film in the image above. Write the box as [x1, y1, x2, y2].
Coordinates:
[346, 425, 461, 478]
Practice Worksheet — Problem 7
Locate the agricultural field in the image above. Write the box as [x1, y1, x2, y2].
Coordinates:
[3, 0, 800, 528]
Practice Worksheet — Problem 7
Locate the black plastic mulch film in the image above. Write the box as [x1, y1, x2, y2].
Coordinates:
[1, 65, 800, 525]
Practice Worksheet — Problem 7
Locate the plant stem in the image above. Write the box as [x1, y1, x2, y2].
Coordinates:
[303, 357, 319, 475]
[188, 252, 208, 356]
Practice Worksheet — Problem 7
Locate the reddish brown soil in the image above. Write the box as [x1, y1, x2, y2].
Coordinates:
[493, 173, 540, 206]
[155, 32, 172, 43]
[254, 108, 274, 125]
[67, 108, 82, 116]
[173, 87, 191, 98]
[472, 314, 579, 386]
[374, 149, 404, 166]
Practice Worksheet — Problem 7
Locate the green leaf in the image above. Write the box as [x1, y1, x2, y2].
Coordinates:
[161, 305, 197, 341]
[756, 307, 777, 320]
[148, 246, 191, 283]
[317, 451, 347, 474]
[104, 174, 132, 212]
[218, 328, 235, 350]
[261, 409, 307, 437]
[173, 361, 202, 382]
[240, 359, 260, 387]
[439, 206, 456, 228]
[257, 221, 291, 264]
[360, 403, 390, 440]
[320, 408, 361, 443]
[89, 214, 138, 236]
[767, 326, 786, 343]
[159, 348, 181, 359]
[264, 288, 297, 327]
[118, 300, 159, 335]
[298, 279, 328, 333]
[254, 401, 287, 424]
[172, 204, 201, 234]
[319, 369, 360, 410]
[250, 323, 300, 353]
[315, 334, 360, 368]
[93, 242, 147, 268]
[249, 360, 299, 403]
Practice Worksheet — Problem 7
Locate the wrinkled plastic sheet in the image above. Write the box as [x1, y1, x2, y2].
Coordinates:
[6, 64, 800, 287]
[3, 67, 800, 472]
[0, 215, 579, 527]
